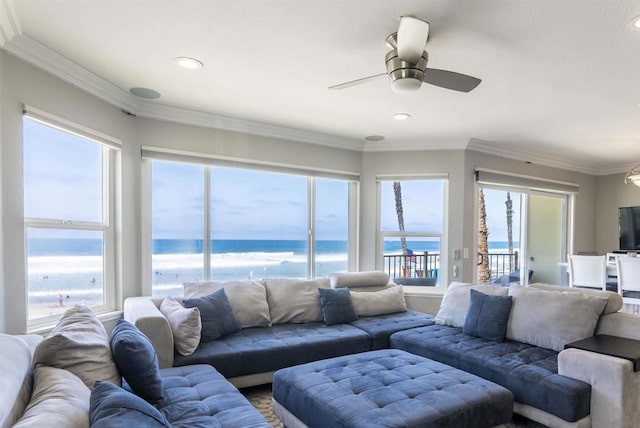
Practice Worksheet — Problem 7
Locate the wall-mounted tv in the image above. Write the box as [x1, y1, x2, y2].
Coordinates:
[619, 206, 640, 251]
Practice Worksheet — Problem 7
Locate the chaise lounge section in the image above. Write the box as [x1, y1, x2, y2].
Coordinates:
[391, 282, 640, 428]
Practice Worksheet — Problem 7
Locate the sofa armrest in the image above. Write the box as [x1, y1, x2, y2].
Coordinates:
[124, 297, 174, 368]
[559, 348, 640, 428]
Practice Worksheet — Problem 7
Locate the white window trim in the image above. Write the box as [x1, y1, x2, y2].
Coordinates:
[23, 115, 120, 330]
[144, 158, 360, 294]
[376, 176, 449, 288]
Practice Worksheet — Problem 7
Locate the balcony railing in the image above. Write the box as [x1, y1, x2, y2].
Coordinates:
[478, 251, 519, 280]
[383, 251, 519, 285]
[383, 252, 440, 286]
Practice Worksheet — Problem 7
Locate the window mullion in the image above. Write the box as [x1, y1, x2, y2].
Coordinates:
[308, 177, 315, 279]
[204, 167, 211, 281]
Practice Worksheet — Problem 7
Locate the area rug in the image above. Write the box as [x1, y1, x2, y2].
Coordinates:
[242, 384, 547, 428]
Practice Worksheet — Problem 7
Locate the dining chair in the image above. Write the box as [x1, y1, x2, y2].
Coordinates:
[567, 254, 607, 290]
[616, 257, 640, 303]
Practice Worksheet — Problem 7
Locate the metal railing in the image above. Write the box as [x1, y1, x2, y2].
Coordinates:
[383, 251, 519, 284]
[478, 251, 519, 280]
[383, 252, 440, 282]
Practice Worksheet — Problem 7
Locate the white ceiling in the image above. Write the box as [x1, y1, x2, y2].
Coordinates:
[2, 0, 640, 174]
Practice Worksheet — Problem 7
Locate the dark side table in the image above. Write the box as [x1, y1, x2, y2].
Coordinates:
[564, 334, 640, 371]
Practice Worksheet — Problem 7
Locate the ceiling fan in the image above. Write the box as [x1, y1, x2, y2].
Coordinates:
[329, 16, 481, 94]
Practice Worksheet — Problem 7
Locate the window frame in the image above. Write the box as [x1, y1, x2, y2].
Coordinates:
[23, 111, 120, 328]
[376, 175, 449, 288]
[142, 154, 359, 296]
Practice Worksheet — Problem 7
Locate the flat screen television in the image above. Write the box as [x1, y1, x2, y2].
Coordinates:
[619, 206, 640, 251]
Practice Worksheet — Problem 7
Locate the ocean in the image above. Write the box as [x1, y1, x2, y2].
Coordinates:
[26, 238, 520, 308]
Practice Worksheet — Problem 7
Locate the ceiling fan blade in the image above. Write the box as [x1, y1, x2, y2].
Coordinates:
[423, 68, 481, 92]
[397, 16, 429, 63]
[328, 73, 387, 90]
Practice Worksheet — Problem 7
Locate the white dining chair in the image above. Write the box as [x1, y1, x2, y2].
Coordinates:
[616, 257, 640, 303]
[567, 254, 607, 290]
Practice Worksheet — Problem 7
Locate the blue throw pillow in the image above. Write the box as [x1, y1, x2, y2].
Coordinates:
[463, 289, 513, 341]
[90, 381, 171, 428]
[110, 320, 163, 404]
[318, 287, 358, 325]
[183, 289, 241, 342]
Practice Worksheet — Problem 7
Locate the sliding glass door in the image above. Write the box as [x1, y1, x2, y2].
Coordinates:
[525, 191, 567, 285]
[477, 186, 568, 285]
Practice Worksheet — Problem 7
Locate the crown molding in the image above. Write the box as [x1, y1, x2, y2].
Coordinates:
[363, 138, 469, 152]
[0, 0, 19, 46]
[3, 34, 138, 111]
[135, 101, 364, 151]
[465, 138, 607, 175]
[596, 162, 639, 176]
[1, 33, 363, 152]
[0, 10, 631, 170]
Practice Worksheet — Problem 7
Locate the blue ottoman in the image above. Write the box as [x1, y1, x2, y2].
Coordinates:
[272, 349, 513, 428]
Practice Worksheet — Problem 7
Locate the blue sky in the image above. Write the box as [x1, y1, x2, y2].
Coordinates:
[23, 118, 103, 225]
[24, 118, 519, 243]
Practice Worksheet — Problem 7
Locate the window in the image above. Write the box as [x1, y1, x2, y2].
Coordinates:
[379, 178, 447, 286]
[149, 159, 356, 296]
[23, 113, 118, 323]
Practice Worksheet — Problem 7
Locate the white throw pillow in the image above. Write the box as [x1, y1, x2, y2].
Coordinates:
[159, 297, 201, 356]
[0, 334, 38, 427]
[264, 278, 331, 324]
[529, 282, 623, 314]
[350, 285, 407, 316]
[13, 366, 90, 428]
[183, 280, 271, 328]
[328, 271, 390, 288]
[507, 286, 608, 351]
[32, 306, 120, 389]
[435, 282, 509, 327]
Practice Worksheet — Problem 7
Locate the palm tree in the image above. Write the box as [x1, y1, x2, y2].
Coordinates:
[478, 188, 491, 282]
[505, 192, 514, 272]
[393, 182, 408, 255]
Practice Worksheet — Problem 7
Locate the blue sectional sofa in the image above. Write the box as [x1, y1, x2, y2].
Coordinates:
[390, 282, 640, 428]
[0, 314, 270, 428]
[391, 323, 590, 423]
[125, 275, 640, 428]
[126, 272, 434, 387]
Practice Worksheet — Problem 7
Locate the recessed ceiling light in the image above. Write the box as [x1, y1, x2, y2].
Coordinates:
[393, 113, 411, 121]
[633, 15, 640, 28]
[364, 135, 385, 142]
[129, 87, 161, 99]
[175, 56, 204, 70]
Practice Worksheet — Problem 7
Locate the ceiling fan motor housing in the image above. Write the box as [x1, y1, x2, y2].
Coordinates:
[385, 49, 428, 93]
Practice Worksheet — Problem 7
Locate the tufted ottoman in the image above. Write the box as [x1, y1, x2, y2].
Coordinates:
[272, 349, 513, 428]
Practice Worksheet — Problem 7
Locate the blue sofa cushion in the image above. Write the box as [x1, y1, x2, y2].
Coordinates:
[158, 364, 270, 428]
[463, 289, 512, 341]
[273, 349, 513, 428]
[90, 381, 171, 428]
[110, 320, 163, 403]
[349, 310, 435, 349]
[318, 287, 357, 325]
[390, 324, 591, 422]
[183, 289, 240, 342]
[173, 322, 371, 378]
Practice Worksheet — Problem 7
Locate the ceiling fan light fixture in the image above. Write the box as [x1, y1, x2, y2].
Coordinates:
[625, 164, 640, 187]
[390, 77, 422, 93]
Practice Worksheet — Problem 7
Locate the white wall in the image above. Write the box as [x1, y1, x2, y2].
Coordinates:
[0, 53, 136, 333]
[0, 53, 604, 332]
[595, 173, 640, 254]
[0, 54, 363, 333]
[360, 150, 466, 284]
